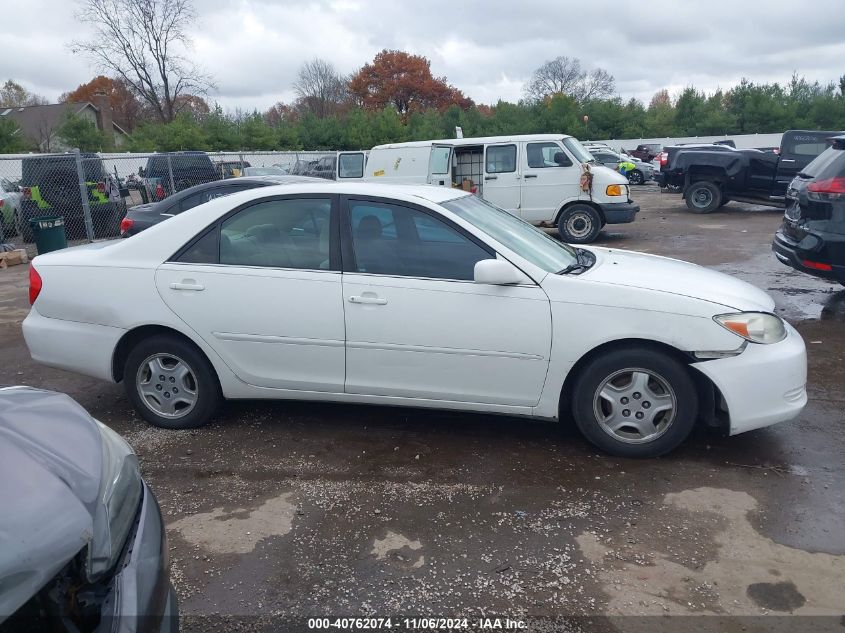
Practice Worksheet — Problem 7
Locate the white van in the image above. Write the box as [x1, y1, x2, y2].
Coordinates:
[358, 134, 639, 243]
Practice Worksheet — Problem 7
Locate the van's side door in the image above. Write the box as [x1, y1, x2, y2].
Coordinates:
[337, 152, 366, 180]
[428, 144, 453, 187]
[520, 141, 581, 224]
[482, 144, 520, 213]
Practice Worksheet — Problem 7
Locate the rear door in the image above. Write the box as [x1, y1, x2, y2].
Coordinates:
[520, 141, 581, 223]
[777, 132, 838, 196]
[482, 143, 520, 212]
[427, 144, 453, 187]
[337, 152, 366, 180]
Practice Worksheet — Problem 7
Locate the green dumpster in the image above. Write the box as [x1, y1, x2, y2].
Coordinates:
[30, 216, 68, 254]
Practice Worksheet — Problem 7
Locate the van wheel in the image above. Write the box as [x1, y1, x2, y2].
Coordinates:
[627, 170, 645, 185]
[558, 205, 602, 244]
[124, 334, 221, 429]
[685, 181, 722, 213]
[571, 347, 698, 458]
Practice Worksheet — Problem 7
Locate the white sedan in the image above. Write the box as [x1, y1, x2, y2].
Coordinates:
[22, 183, 807, 457]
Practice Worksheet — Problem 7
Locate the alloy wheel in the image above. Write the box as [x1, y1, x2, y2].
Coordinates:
[136, 353, 198, 418]
[592, 368, 677, 444]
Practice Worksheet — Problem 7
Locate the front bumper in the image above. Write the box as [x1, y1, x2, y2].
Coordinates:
[691, 322, 807, 435]
[98, 482, 179, 633]
[598, 201, 639, 224]
[772, 227, 845, 283]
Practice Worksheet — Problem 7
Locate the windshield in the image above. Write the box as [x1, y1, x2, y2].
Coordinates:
[442, 195, 577, 273]
[562, 137, 596, 164]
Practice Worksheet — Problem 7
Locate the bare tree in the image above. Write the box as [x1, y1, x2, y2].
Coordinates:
[70, 0, 213, 123]
[0, 80, 48, 108]
[524, 56, 615, 102]
[292, 59, 348, 118]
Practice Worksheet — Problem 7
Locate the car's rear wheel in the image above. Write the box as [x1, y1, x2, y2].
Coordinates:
[627, 169, 645, 185]
[685, 181, 722, 213]
[571, 347, 698, 457]
[557, 204, 602, 244]
[124, 335, 221, 429]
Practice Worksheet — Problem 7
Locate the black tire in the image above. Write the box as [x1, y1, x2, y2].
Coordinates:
[627, 170, 645, 185]
[685, 181, 722, 214]
[124, 334, 221, 429]
[557, 204, 602, 244]
[570, 347, 698, 458]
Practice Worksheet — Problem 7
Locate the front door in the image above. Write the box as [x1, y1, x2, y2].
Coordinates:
[155, 195, 345, 391]
[482, 143, 521, 213]
[341, 197, 552, 406]
[520, 141, 581, 223]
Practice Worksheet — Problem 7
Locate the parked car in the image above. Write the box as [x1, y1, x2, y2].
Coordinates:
[0, 177, 22, 238]
[289, 159, 318, 175]
[23, 182, 806, 458]
[242, 166, 288, 176]
[144, 151, 219, 197]
[120, 175, 319, 236]
[772, 134, 845, 285]
[657, 130, 844, 213]
[625, 143, 663, 162]
[0, 386, 178, 632]
[303, 153, 367, 180]
[589, 148, 654, 185]
[363, 134, 638, 243]
[17, 154, 122, 241]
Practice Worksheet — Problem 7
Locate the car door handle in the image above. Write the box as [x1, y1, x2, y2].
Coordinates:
[524, 174, 538, 179]
[349, 295, 387, 305]
[484, 175, 497, 181]
[170, 281, 205, 291]
[780, 159, 796, 163]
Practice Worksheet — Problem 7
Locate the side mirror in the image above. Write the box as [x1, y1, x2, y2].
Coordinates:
[553, 151, 571, 167]
[474, 259, 524, 285]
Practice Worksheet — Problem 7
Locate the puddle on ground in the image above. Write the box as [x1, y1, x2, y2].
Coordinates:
[371, 530, 425, 569]
[169, 491, 296, 554]
[576, 487, 845, 615]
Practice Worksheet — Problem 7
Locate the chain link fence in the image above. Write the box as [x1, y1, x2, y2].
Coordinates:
[0, 150, 336, 245]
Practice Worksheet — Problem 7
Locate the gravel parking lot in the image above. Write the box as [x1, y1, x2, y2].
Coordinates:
[1, 185, 843, 631]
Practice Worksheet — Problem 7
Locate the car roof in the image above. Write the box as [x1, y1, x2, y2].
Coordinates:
[372, 134, 573, 150]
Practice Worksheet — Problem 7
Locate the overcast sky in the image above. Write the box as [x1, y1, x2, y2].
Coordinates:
[4, 0, 845, 112]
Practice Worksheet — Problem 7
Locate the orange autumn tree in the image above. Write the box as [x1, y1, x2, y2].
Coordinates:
[349, 50, 472, 117]
[61, 76, 143, 132]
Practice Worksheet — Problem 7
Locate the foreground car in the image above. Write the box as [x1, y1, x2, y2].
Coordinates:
[0, 387, 177, 632]
[773, 134, 845, 285]
[23, 183, 806, 457]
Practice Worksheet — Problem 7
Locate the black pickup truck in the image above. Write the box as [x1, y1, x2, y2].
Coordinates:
[656, 130, 843, 213]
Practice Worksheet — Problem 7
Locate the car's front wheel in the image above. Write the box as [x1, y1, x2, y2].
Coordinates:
[124, 335, 221, 429]
[571, 347, 698, 457]
[557, 204, 602, 244]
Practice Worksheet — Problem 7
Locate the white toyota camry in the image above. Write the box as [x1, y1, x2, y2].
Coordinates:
[23, 183, 807, 457]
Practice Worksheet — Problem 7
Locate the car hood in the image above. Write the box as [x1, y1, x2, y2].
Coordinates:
[0, 387, 103, 620]
[582, 247, 776, 312]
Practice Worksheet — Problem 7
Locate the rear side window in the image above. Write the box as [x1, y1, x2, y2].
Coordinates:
[220, 198, 332, 270]
[179, 184, 259, 213]
[486, 145, 517, 173]
[782, 134, 833, 157]
[339, 153, 365, 178]
[177, 227, 220, 264]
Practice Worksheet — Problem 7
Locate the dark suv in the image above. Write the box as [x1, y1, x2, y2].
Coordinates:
[18, 154, 121, 240]
[772, 134, 845, 285]
[143, 151, 219, 197]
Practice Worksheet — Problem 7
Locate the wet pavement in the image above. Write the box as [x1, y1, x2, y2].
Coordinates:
[1, 185, 843, 631]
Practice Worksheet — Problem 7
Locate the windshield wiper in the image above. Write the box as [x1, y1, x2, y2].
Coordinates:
[557, 262, 590, 275]
[557, 248, 594, 275]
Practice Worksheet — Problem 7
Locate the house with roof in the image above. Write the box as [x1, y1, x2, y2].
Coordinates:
[0, 92, 129, 152]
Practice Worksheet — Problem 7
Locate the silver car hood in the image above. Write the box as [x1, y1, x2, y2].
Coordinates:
[0, 387, 103, 621]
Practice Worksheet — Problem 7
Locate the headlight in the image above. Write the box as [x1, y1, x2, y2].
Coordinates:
[87, 421, 143, 581]
[714, 312, 787, 344]
[606, 184, 627, 196]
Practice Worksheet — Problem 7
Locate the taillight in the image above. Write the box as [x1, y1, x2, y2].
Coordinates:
[29, 265, 42, 305]
[807, 177, 845, 201]
[119, 217, 134, 235]
[658, 152, 669, 167]
[155, 183, 165, 200]
[22, 187, 32, 200]
[97, 181, 106, 193]
[802, 259, 833, 271]
[0, 199, 4, 208]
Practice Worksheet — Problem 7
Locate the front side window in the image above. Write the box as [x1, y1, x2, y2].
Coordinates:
[527, 142, 572, 168]
[349, 200, 492, 280]
[430, 146, 451, 174]
[219, 198, 332, 270]
[485, 145, 517, 174]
